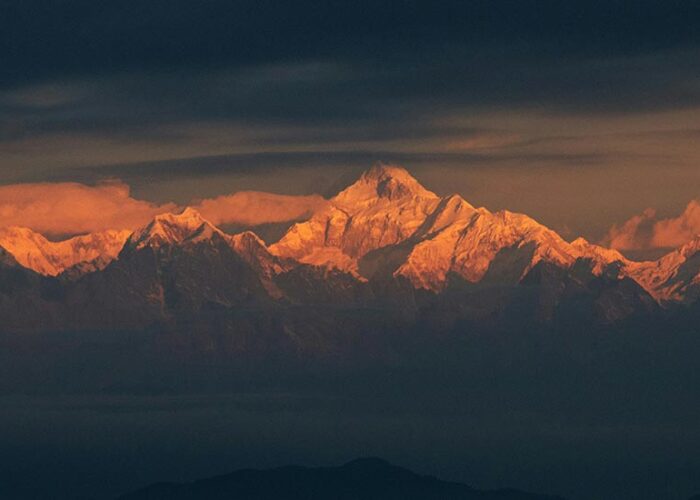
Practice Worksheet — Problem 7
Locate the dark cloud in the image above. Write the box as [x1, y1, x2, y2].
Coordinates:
[3, 1, 700, 87]
[2, 1, 699, 128]
[2, 0, 700, 160]
[4, 48, 700, 134]
[61, 150, 611, 184]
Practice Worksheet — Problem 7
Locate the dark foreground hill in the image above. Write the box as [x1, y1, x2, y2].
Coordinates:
[118, 458, 564, 500]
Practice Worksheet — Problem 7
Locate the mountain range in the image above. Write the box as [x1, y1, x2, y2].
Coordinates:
[117, 458, 564, 500]
[2, 165, 699, 349]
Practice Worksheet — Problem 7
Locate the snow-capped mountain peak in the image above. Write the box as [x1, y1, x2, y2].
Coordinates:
[4, 165, 700, 314]
[271, 167, 646, 291]
[0, 226, 131, 276]
[333, 164, 438, 207]
[626, 234, 700, 303]
[413, 194, 476, 237]
[127, 207, 223, 250]
[6, 165, 700, 336]
[272, 167, 600, 288]
[230, 231, 287, 279]
[270, 166, 443, 272]
[570, 237, 628, 262]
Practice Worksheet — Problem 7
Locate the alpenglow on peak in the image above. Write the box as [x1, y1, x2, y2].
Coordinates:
[333, 164, 438, 205]
[127, 207, 222, 250]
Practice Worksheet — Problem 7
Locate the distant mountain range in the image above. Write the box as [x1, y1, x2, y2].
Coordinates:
[117, 458, 565, 500]
[2, 165, 700, 347]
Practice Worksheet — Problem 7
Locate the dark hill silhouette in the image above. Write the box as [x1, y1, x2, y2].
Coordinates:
[117, 457, 565, 500]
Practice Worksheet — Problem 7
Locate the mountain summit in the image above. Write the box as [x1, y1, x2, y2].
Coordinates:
[270, 165, 442, 273]
[334, 164, 438, 205]
[126, 207, 224, 250]
[270, 165, 627, 291]
[0, 165, 696, 337]
[0, 226, 130, 276]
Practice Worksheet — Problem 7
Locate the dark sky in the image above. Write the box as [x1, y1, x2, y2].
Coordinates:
[1, 0, 700, 242]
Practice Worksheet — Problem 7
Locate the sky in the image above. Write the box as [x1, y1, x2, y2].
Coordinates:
[2, 0, 700, 254]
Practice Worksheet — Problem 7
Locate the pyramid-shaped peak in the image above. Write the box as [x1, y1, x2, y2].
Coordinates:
[362, 164, 413, 181]
[155, 206, 206, 224]
[231, 230, 266, 247]
[129, 207, 222, 249]
[441, 193, 475, 211]
[360, 164, 430, 191]
[334, 164, 437, 205]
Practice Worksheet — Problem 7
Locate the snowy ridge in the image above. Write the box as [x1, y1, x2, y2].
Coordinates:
[3, 165, 700, 307]
[625, 236, 700, 304]
[269, 165, 441, 274]
[126, 207, 224, 250]
[0, 226, 131, 276]
[270, 165, 632, 291]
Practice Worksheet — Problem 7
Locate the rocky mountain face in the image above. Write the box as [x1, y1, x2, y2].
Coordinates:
[1, 165, 698, 352]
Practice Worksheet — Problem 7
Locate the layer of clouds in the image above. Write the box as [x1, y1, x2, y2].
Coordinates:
[0, 181, 326, 237]
[194, 191, 327, 226]
[0, 181, 176, 236]
[603, 200, 700, 251]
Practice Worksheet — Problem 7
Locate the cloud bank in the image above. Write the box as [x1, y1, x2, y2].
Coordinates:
[603, 200, 700, 250]
[0, 181, 176, 236]
[0, 181, 325, 237]
[194, 191, 327, 227]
